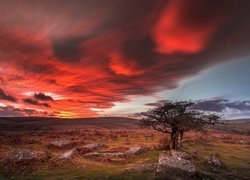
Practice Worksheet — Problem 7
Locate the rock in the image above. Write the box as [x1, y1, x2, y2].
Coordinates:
[83, 152, 126, 163]
[123, 163, 157, 173]
[48, 139, 74, 148]
[205, 154, 225, 168]
[1, 149, 47, 174]
[170, 150, 192, 160]
[75, 143, 104, 154]
[3, 149, 47, 163]
[83, 143, 104, 150]
[125, 146, 146, 155]
[84, 152, 126, 158]
[239, 140, 246, 144]
[56, 143, 104, 160]
[156, 153, 197, 179]
[59, 148, 76, 159]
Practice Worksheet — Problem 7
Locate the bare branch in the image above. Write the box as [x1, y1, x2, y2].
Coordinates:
[140, 100, 222, 133]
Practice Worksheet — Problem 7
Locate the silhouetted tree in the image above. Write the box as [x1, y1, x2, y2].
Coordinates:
[141, 101, 221, 150]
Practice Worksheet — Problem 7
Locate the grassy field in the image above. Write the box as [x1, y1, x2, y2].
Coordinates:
[0, 118, 249, 179]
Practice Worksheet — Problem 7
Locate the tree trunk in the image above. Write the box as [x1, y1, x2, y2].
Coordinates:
[171, 127, 178, 150]
[180, 130, 184, 141]
[178, 129, 184, 148]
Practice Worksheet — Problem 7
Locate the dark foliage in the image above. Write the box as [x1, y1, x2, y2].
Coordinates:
[141, 101, 221, 149]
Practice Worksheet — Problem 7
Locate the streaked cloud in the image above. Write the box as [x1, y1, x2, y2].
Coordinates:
[0, 88, 17, 102]
[23, 98, 51, 108]
[0, 0, 249, 117]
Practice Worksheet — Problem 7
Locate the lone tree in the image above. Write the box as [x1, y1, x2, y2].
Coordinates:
[141, 101, 221, 150]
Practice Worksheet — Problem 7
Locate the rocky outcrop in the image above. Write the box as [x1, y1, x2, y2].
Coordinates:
[3, 148, 47, 163]
[170, 150, 192, 160]
[156, 153, 197, 179]
[56, 143, 105, 160]
[83, 143, 104, 149]
[205, 154, 226, 169]
[48, 139, 74, 149]
[84, 152, 126, 158]
[59, 148, 76, 160]
[83, 151, 126, 163]
[75, 143, 104, 154]
[125, 146, 146, 155]
[74, 145, 147, 163]
[1, 149, 47, 174]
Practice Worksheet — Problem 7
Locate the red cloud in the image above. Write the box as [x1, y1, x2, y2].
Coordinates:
[152, 0, 221, 54]
[0, 0, 249, 117]
[109, 53, 144, 76]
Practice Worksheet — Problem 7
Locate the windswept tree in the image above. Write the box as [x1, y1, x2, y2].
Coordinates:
[141, 101, 221, 150]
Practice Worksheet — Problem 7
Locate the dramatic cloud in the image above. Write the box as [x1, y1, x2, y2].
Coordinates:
[0, 104, 55, 117]
[145, 100, 170, 107]
[23, 98, 50, 108]
[0, 89, 17, 102]
[194, 99, 250, 112]
[0, 0, 249, 117]
[145, 98, 250, 119]
[152, 0, 230, 54]
[34, 93, 54, 101]
[0, 105, 23, 117]
[147, 98, 250, 113]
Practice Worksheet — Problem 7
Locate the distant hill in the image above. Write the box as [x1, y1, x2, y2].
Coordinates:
[213, 119, 250, 134]
[0, 117, 140, 131]
[228, 118, 250, 124]
[1, 117, 249, 133]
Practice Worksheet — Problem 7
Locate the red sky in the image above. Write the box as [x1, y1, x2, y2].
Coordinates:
[0, 0, 250, 118]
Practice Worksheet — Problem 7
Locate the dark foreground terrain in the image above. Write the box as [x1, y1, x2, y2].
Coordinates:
[0, 117, 249, 179]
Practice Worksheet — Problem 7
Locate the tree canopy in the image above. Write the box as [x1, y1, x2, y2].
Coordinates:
[141, 101, 221, 149]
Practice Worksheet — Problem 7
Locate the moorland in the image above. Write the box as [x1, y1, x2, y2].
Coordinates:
[0, 117, 249, 179]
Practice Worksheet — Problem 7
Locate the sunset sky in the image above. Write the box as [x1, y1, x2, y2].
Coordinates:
[0, 0, 250, 119]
